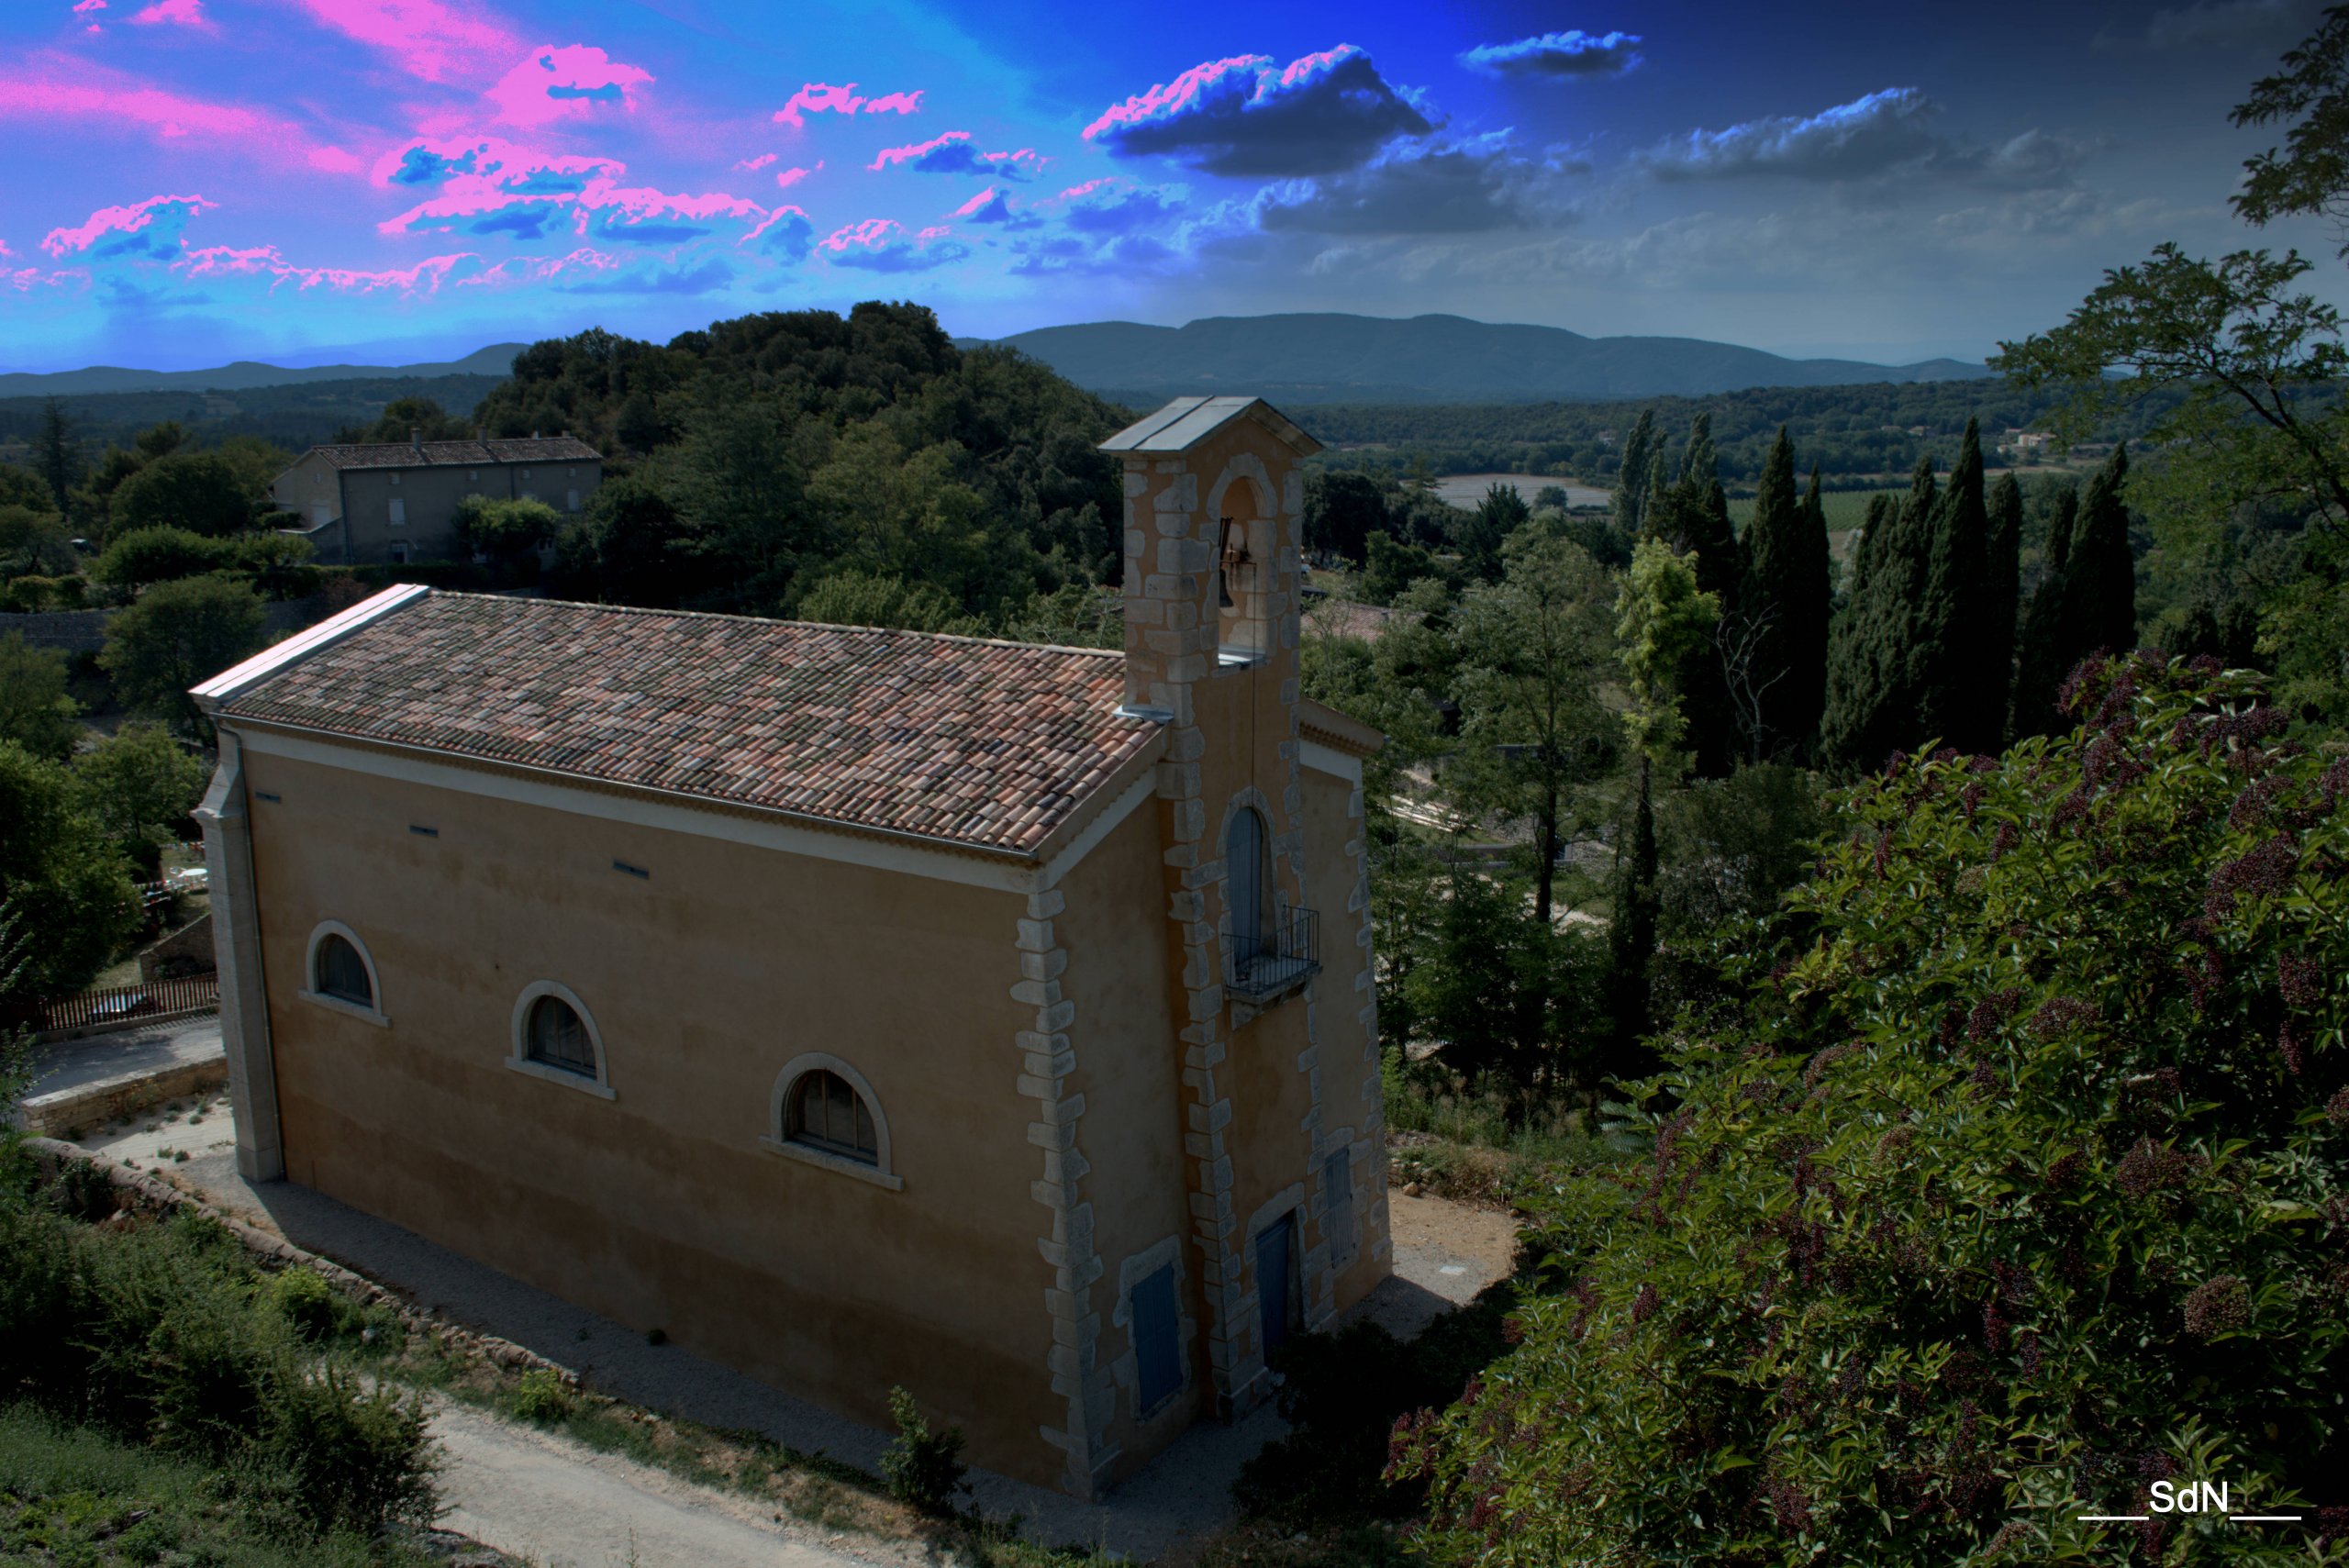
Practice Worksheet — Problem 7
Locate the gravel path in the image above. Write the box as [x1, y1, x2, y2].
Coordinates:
[430, 1401, 872, 1568]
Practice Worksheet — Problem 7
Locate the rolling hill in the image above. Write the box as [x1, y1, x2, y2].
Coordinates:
[966, 313, 1990, 404]
[0, 344, 524, 398]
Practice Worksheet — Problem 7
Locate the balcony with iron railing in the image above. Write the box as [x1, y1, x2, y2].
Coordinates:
[1222, 906, 1320, 1005]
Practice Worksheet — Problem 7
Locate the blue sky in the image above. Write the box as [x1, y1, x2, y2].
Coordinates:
[1, 0, 2341, 373]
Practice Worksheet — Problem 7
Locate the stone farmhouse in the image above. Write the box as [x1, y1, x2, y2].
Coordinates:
[193, 396, 1388, 1496]
[270, 431, 602, 567]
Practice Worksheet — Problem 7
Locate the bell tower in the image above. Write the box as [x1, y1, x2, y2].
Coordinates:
[1099, 395, 1340, 1419]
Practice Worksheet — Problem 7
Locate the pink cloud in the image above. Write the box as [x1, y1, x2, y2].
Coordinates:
[868, 130, 1044, 180]
[774, 163, 818, 189]
[0, 60, 359, 172]
[773, 81, 922, 128]
[485, 44, 653, 128]
[176, 242, 473, 293]
[282, 0, 521, 84]
[736, 152, 776, 172]
[73, 0, 106, 11]
[1054, 177, 1117, 202]
[456, 247, 622, 288]
[127, 0, 207, 26]
[817, 217, 968, 272]
[949, 186, 999, 218]
[43, 193, 214, 258]
[743, 204, 813, 259]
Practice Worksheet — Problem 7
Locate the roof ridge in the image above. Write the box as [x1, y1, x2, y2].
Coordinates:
[421, 589, 1126, 662]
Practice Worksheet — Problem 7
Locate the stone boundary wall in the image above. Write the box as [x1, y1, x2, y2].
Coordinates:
[1, 595, 333, 656]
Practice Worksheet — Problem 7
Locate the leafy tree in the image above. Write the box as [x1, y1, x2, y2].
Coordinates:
[1824, 456, 1939, 772]
[662, 398, 813, 606]
[0, 462, 52, 512]
[0, 503, 72, 581]
[108, 452, 257, 539]
[0, 633, 80, 762]
[1459, 484, 1530, 583]
[0, 740, 139, 1003]
[1302, 471, 1389, 563]
[792, 569, 984, 634]
[554, 475, 688, 606]
[1447, 529, 1618, 927]
[1992, 245, 2349, 538]
[2231, 4, 2349, 250]
[99, 575, 265, 737]
[93, 527, 231, 589]
[1735, 429, 1830, 762]
[451, 495, 561, 571]
[133, 421, 187, 462]
[1611, 538, 1719, 1062]
[1360, 531, 1446, 606]
[1397, 859, 1609, 1097]
[72, 722, 205, 876]
[1397, 655, 2349, 1566]
[338, 396, 472, 445]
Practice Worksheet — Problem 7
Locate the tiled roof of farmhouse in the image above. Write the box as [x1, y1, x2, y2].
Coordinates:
[208, 590, 1156, 856]
[308, 436, 601, 470]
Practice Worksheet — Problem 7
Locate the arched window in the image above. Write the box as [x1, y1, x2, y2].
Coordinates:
[1226, 806, 1272, 962]
[788, 1069, 878, 1163]
[506, 982, 613, 1098]
[762, 1053, 901, 1190]
[315, 933, 373, 1007]
[301, 920, 386, 1027]
[527, 995, 596, 1077]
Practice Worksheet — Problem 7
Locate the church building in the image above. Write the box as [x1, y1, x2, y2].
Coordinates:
[192, 395, 1386, 1496]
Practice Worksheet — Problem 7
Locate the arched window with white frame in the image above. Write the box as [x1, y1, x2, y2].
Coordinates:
[300, 920, 387, 1027]
[506, 981, 614, 1099]
[762, 1053, 901, 1190]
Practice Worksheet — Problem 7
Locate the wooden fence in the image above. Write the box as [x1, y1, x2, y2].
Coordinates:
[39, 972, 220, 1033]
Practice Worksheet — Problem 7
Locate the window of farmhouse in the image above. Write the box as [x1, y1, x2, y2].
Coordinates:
[528, 995, 596, 1077]
[789, 1069, 879, 1164]
[315, 933, 373, 1006]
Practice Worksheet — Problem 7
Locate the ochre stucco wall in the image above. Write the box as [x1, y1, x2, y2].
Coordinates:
[239, 745, 1067, 1484]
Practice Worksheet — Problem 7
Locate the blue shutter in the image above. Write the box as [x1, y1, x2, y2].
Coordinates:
[1133, 1265, 1181, 1412]
[1256, 1215, 1295, 1356]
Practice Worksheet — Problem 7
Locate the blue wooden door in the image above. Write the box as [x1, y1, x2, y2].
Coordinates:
[1256, 1213, 1295, 1357]
[1133, 1265, 1181, 1412]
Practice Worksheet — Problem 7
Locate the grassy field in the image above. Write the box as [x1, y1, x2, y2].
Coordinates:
[1726, 486, 1902, 532]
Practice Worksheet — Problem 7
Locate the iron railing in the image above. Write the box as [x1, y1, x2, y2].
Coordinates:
[1223, 906, 1320, 1002]
[39, 973, 220, 1032]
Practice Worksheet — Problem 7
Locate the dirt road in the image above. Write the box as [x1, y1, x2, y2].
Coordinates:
[430, 1400, 882, 1568]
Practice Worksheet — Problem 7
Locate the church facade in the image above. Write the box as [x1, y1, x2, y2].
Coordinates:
[194, 395, 1386, 1496]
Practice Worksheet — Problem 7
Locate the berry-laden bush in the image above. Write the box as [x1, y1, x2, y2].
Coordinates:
[1393, 656, 2349, 1565]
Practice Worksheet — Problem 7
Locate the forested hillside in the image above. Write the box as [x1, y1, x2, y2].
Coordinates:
[467, 304, 1132, 631]
[0, 374, 507, 458]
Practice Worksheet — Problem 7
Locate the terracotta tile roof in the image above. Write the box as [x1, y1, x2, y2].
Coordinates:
[212, 591, 1157, 857]
[308, 437, 601, 470]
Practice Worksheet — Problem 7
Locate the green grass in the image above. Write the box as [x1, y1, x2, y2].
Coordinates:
[1727, 485, 1902, 535]
[0, 1403, 440, 1567]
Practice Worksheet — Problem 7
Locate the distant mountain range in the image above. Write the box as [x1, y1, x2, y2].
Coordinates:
[963, 313, 1990, 404]
[0, 344, 524, 398]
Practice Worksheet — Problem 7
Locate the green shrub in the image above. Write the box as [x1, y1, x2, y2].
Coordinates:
[511, 1367, 573, 1423]
[1397, 656, 2349, 1563]
[252, 1361, 434, 1536]
[262, 1265, 344, 1341]
[879, 1385, 967, 1517]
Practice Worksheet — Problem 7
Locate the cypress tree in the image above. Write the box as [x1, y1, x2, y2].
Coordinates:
[1984, 473, 2022, 746]
[2067, 443, 2137, 658]
[1737, 429, 1828, 759]
[1918, 418, 1992, 753]
[1648, 417, 1740, 775]
[1823, 455, 1938, 773]
[2011, 483, 2081, 741]
[2010, 445, 2134, 738]
[1615, 409, 1657, 542]
[1607, 755, 1661, 1079]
